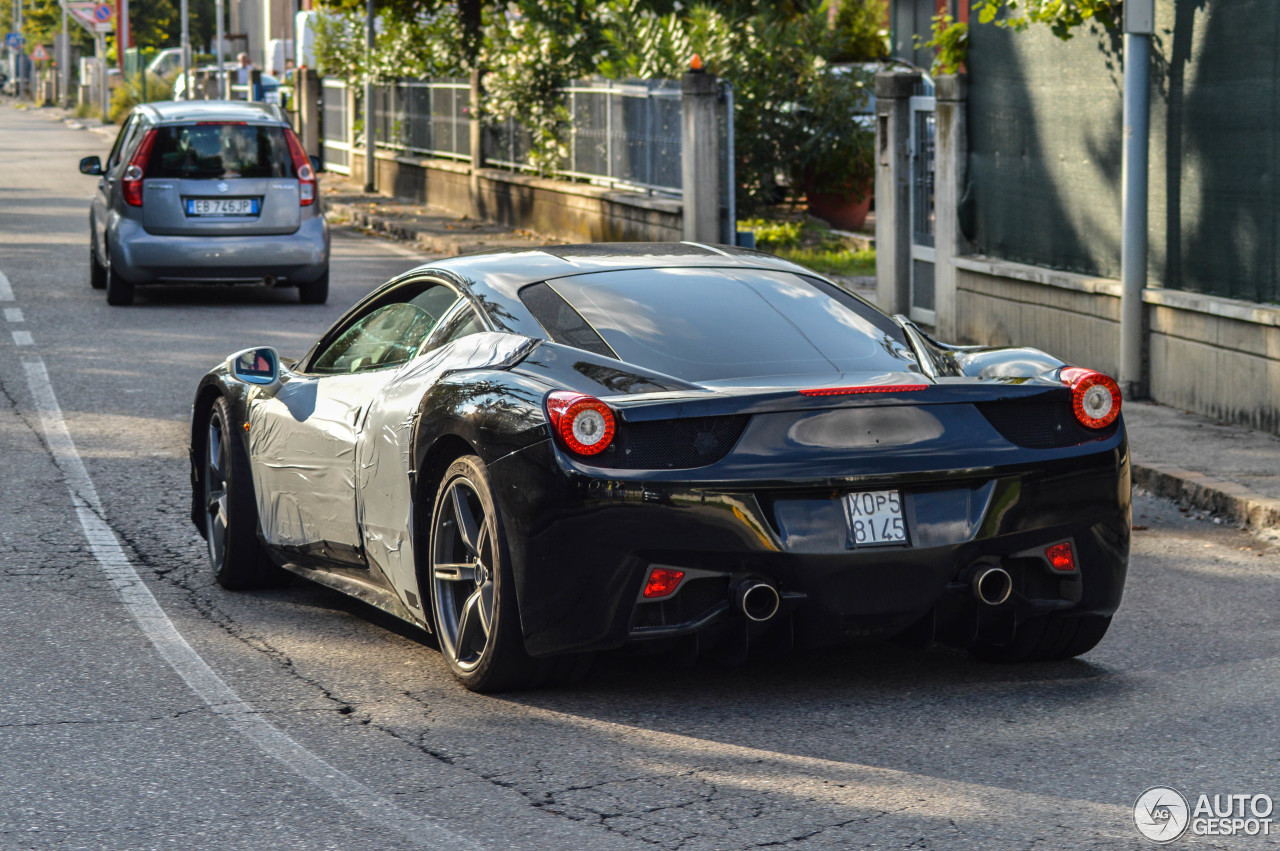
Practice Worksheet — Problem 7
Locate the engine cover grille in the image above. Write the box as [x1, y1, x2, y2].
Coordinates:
[976, 399, 1119, 449]
[591, 415, 750, 470]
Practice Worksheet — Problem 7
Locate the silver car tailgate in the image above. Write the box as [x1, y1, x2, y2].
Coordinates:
[143, 176, 302, 236]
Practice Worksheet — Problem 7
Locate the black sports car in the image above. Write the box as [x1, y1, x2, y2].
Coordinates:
[190, 244, 1129, 691]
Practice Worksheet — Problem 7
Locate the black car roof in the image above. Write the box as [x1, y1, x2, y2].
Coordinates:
[135, 100, 287, 124]
[386, 242, 851, 341]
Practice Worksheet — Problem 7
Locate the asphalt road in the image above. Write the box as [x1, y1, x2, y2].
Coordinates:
[1, 101, 1277, 851]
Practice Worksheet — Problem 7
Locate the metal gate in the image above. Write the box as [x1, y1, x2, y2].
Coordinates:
[908, 92, 936, 325]
[321, 78, 351, 175]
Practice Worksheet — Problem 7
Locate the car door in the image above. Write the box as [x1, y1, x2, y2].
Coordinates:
[246, 279, 462, 563]
[92, 113, 141, 260]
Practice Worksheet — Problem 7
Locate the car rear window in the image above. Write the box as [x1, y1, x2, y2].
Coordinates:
[145, 123, 294, 179]
[536, 268, 911, 382]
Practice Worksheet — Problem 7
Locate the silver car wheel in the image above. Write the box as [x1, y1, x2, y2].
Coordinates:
[205, 412, 230, 571]
[430, 476, 496, 673]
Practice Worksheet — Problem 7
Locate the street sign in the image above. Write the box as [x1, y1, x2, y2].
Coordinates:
[4, 32, 26, 48]
[92, 3, 112, 23]
[66, 1, 111, 33]
[30, 44, 49, 61]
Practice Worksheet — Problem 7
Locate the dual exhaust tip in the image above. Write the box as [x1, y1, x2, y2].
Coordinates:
[734, 579, 781, 623]
[971, 565, 1013, 606]
[731, 566, 1010, 622]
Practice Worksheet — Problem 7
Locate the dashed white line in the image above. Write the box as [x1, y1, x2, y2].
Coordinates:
[3, 308, 22, 322]
[12, 330, 33, 346]
[0, 270, 12, 301]
[19, 356, 480, 850]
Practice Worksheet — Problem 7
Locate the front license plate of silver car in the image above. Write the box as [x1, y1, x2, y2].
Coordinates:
[843, 490, 908, 547]
[186, 197, 257, 216]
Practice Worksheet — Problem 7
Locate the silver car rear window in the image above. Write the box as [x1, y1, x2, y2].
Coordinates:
[145, 123, 294, 180]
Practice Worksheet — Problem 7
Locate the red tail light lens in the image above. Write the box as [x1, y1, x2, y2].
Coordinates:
[1045, 541, 1076, 571]
[121, 128, 157, 207]
[643, 568, 685, 598]
[1059, 367, 1121, 428]
[545, 392, 616, 456]
[284, 127, 316, 206]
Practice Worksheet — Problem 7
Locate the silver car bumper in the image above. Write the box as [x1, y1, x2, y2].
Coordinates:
[109, 216, 329, 284]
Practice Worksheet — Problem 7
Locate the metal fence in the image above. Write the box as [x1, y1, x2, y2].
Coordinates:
[371, 78, 471, 161]
[322, 78, 351, 174]
[488, 79, 684, 196]
[323, 76, 691, 197]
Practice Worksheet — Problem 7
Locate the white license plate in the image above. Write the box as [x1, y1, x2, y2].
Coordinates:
[185, 198, 258, 216]
[843, 490, 909, 547]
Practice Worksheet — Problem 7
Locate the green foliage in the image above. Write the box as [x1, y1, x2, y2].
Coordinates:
[920, 14, 967, 74]
[313, 6, 464, 82]
[827, 0, 889, 63]
[741, 215, 875, 276]
[109, 72, 175, 124]
[481, 3, 612, 175]
[974, 0, 1120, 40]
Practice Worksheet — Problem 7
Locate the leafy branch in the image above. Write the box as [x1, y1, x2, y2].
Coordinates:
[974, 0, 1121, 41]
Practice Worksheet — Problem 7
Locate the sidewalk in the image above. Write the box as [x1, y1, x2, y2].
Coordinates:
[34, 101, 1280, 536]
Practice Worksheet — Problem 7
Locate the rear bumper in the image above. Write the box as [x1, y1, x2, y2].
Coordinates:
[109, 215, 329, 284]
[488, 435, 1131, 657]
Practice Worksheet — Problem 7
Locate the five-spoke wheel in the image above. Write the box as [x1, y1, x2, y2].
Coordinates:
[203, 397, 279, 589]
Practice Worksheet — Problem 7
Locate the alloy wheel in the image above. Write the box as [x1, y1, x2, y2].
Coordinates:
[431, 477, 496, 672]
[205, 413, 230, 571]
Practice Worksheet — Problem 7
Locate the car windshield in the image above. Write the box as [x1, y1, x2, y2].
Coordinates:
[535, 268, 912, 382]
[145, 123, 294, 179]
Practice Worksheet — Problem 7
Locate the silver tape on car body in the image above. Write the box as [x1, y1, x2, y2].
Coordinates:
[356, 332, 536, 610]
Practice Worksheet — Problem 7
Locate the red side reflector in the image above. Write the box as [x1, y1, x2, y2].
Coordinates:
[1045, 542, 1076, 571]
[799, 384, 929, 397]
[643, 568, 685, 598]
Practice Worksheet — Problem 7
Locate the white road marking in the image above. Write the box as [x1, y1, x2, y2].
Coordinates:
[20, 356, 480, 851]
[4, 308, 22, 322]
[13, 330, 33, 346]
[0, 270, 13, 301]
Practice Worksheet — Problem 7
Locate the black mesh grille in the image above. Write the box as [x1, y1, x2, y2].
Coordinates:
[592, 415, 749, 469]
[977, 399, 1118, 449]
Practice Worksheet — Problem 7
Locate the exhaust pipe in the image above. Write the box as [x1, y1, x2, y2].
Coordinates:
[735, 580, 781, 623]
[972, 566, 1013, 606]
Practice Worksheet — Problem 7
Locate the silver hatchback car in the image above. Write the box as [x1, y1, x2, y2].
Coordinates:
[79, 101, 330, 305]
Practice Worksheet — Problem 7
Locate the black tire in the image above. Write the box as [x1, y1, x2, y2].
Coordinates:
[105, 255, 134, 306]
[970, 614, 1112, 663]
[427, 455, 591, 692]
[203, 396, 282, 590]
[298, 269, 329, 305]
[89, 242, 106, 290]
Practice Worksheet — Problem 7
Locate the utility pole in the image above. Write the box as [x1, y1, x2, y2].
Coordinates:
[120, 0, 129, 75]
[60, 3, 68, 106]
[1119, 0, 1153, 399]
[180, 0, 190, 99]
[215, 0, 225, 97]
[362, 0, 374, 192]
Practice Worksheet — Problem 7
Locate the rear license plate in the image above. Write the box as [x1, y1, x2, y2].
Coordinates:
[185, 197, 259, 216]
[843, 490, 908, 547]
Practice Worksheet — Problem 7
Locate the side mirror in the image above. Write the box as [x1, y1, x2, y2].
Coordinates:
[309, 155, 323, 174]
[228, 347, 281, 388]
[79, 155, 103, 176]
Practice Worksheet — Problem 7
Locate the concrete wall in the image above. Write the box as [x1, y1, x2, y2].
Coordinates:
[953, 255, 1280, 434]
[349, 149, 684, 245]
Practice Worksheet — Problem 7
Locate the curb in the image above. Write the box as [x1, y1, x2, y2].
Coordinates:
[326, 200, 551, 257]
[1132, 462, 1280, 532]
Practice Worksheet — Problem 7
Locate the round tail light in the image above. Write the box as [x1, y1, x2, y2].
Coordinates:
[545, 392, 616, 456]
[1060, 367, 1121, 429]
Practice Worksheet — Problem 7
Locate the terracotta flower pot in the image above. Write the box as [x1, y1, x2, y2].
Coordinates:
[807, 181, 873, 231]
